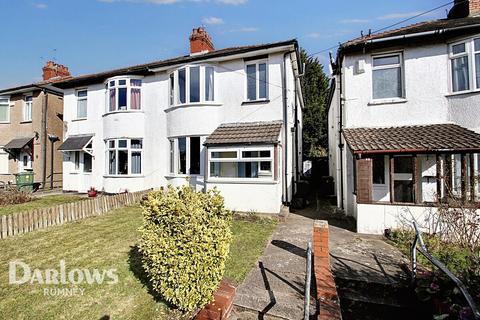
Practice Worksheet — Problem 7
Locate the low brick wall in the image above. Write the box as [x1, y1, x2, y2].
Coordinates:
[313, 220, 342, 320]
[0, 191, 147, 239]
[196, 280, 236, 320]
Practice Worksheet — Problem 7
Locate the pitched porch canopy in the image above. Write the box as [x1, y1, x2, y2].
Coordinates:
[2, 136, 35, 156]
[204, 121, 282, 180]
[343, 124, 480, 205]
[58, 135, 93, 155]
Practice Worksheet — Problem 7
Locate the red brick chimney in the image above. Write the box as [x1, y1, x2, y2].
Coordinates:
[189, 27, 215, 55]
[449, 0, 480, 18]
[42, 61, 71, 81]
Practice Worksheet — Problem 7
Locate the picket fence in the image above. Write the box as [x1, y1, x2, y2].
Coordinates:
[0, 191, 148, 239]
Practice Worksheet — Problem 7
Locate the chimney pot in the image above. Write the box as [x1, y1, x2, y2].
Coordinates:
[189, 27, 215, 55]
[42, 61, 71, 81]
[449, 0, 480, 19]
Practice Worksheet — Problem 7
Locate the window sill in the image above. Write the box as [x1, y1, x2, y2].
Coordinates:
[368, 98, 407, 106]
[165, 174, 202, 178]
[445, 90, 480, 98]
[164, 102, 222, 112]
[20, 120, 32, 124]
[102, 110, 144, 117]
[242, 99, 270, 105]
[0, 122, 11, 124]
[206, 178, 278, 185]
[72, 118, 87, 122]
[103, 175, 144, 178]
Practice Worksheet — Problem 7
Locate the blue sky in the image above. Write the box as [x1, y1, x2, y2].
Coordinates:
[0, 0, 451, 88]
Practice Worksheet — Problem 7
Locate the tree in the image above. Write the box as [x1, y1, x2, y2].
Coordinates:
[300, 49, 330, 157]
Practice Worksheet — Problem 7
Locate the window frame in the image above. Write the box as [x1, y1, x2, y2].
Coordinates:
[371, 52, 404, 101]
[23, 95, 33, 122]
[105, 138, 143, 176]
[169, 136, 203, 176]
[448, 37, 480, 94]
[0, 96, 10, 123]
[169, 65, 217, 107]
[105, 77, 143, 114]
[0, 146, 9, 174]
[245, 60, 269, 102]
[208, 146, 275, 181]
[76, 89, 88, 120]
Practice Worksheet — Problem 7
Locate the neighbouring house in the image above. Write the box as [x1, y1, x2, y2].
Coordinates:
[0, 61, 70, 189]
[53, 27, 303, 214]
[328, 0, 480, 234]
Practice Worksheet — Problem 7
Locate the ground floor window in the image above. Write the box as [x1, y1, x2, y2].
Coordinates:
[106, 138, 142, 175]
[169, 136, 202, 175]
[0, 147, 8, 174]
[208, 146, 274, 179]
[73, 151, 93, 173]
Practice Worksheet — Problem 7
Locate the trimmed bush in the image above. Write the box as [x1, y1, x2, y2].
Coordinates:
[0, 188, 32, 206]
[139, 186, 233, 312]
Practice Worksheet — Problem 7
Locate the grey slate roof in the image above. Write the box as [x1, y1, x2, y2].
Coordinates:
[205, 121, 283, 146]
[343, 124, 480, 154]
[3, 137, 34, 150]
[58, 135, 93, 151]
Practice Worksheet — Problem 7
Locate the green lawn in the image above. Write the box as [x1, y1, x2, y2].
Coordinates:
[0, 206, 277, 319]
[0, 194, 85, 216]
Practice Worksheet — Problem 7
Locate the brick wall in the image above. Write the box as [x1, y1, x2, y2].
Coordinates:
[313, 220, 342, 320]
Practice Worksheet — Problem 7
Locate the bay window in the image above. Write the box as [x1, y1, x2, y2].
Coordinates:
[0, 97, 9, 123]
[170, 65, 216, 106]
[372, 54, 403, 100]
[209, 147, 274, 179]
[246, 61, 268, 101]
[106, 138, 143, 176]
[169, 136, 202, 175]
[449, 37, 480, 93]
[107, 78, 142, 112]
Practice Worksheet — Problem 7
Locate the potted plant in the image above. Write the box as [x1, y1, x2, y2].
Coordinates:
[87, 187, 97, 198]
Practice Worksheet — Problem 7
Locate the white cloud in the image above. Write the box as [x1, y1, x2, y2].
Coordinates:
[202, 16, 224, 25]
[33, 3, 48, 9]
[216, 0, 247, 4]
[377, 11, 423, 20]
[340, 18, 370, 24]
[238, 27, 258, 32]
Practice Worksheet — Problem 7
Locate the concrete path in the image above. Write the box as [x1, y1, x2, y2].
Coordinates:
[232, 211, 317, 319]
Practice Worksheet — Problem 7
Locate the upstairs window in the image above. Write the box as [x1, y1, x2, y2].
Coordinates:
[372, 54, 403, 100]
[0, 97, 9, 123]
[171, 66, 215, 106]
[23, 95, 32, 122]
[76, 90, 88, 119]
[246, 61, 268, 101]
[107, 78, 142, 113]
[449, 38, 480, 93]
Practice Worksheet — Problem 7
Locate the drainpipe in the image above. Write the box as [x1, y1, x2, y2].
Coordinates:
[41, 90, 48, 190]
[282, 52, 290, 205]
[338, 66, 345, 210]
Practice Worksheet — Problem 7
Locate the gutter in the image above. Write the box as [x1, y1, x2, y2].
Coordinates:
[353, 147, 480, 155]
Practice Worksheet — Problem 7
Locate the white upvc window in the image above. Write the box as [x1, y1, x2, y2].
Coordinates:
[0, 147, 8, 174]
[208, 146, 274, 180]
[105, 138, 143, 176]
[170, 65, 216, 106]
[23, 95, 32, 122]
[72, 145, 93, 174]
[76, 89, 88, 119]
[372, 53, 404, 100]
[449, 37, 480, 93]
[106, 77, 142, 113]
[0, 97, 10, 123]
[169, 136, 202, 175]
[245, 60, 268, 101]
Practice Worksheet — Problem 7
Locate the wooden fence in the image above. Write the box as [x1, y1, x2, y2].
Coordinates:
[0, 191, 148, 239]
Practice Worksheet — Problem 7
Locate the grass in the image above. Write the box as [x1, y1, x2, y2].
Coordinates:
[0, 195, 85, 217]
[0, 206, 277, 319]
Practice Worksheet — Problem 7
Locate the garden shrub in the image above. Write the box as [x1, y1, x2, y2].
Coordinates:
[139, 185, 233, 312]
[0, 188, 32, 206]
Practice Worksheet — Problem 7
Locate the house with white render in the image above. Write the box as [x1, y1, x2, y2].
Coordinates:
[329, 0, 480, 234]
[53, 28, 303, 214]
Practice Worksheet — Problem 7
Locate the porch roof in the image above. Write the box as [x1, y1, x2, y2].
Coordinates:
[3, 136, 34, 150]
[204, 121, 282, 146]
[343, 124, 480, 154]
[58, 135, 93, 151]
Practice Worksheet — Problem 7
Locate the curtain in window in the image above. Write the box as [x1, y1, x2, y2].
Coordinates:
[247, 64, 257, 101]
[205, 67, 214, 101]
[131, 88, 141, 110]
[452, 56, 470, 92]
[77, 99, 87, 118]
[131, 152, 141, 174]
[109, 89, 116, 111]
[109, 151, 116, 174]
[178, 69, 186, 104]
[373, 68, 402, 99]
[259, 63, 267, 99]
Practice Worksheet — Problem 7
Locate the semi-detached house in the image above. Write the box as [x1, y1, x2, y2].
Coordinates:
[329, 0, 480, 234]
[53, 28, 304, 214]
